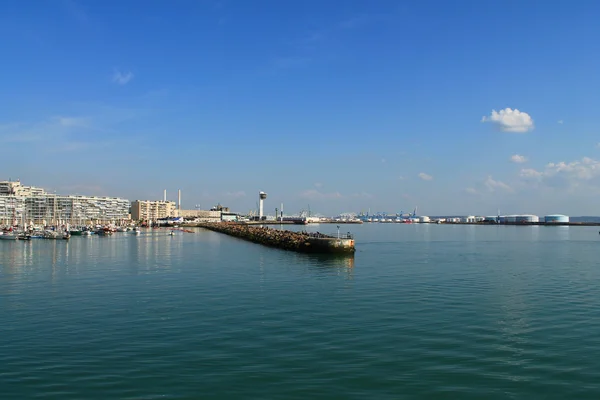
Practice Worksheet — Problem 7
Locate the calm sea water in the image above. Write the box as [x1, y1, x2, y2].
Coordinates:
[1, 224, 600, 399]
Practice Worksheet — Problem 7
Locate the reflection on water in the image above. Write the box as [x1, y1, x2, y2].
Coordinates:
[552, 225, 570, 241]
[291, 253, 355, 279]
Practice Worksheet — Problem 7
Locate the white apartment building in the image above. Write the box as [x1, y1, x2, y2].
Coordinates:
[0, 180, 46, 197]
[0, 180, 130, 225]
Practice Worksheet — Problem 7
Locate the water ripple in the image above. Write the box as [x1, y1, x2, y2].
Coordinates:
[2, 226, 600, 398]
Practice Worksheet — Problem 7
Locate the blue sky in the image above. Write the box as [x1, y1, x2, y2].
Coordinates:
[1, 0, 600, 216]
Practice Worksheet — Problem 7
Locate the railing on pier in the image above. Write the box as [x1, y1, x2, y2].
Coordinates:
[303, 232, 354, 240]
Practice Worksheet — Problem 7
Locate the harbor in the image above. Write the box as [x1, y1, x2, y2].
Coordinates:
[1, 180, 599, 235]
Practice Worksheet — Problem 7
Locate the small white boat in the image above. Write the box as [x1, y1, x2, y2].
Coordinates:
[82, 231, 92, 236]
[169, 231, 175, 236]
[0, 233, 18, 240]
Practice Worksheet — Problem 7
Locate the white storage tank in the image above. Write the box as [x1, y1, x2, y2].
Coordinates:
[544, 214, 569, 224]
[506, 215, 518, 223]
[419, 216, 430, 223]
[515, 214, 539, 223]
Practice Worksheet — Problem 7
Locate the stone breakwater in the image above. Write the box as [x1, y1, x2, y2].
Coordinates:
[200, 223, 356, 254]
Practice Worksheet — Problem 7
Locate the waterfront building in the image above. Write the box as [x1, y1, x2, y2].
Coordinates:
[130, 200, 177, 221]
[221, 212, 238, 222]
[178, 209, 222, 222]
[0, 180, 130, 225]
[0, 179, 46, 197]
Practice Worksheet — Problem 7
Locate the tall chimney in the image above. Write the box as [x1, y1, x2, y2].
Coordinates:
[163, 189, 167, 202]
[178, 189, 181, 210]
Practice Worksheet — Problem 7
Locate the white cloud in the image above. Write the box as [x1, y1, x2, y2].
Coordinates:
[519, 168, 543, 178]
[112, 70, 134, 85]
[465, 187, 479, 195]
[398, 176, 405, 180]
[481, 108, 534, 133]
[558, 120, 564, 124]
[314, 182, 323, 188]
[520, 157, 600, 187]
[510, 154, 528, 163]
[418, 172, 433, 181]
[484, 176, 513, 192]
[300, 189, 342, 200]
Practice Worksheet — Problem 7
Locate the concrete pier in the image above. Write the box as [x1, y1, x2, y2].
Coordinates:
[200, 223, 356, 254]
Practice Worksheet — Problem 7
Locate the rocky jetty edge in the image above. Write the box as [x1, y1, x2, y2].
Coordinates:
[200, 223, 356, 254]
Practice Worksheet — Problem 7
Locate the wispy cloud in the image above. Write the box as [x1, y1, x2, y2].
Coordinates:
[300, 189, 343, 200]
[351, 192, 374, 199]
[55, 116, 89, 128]
[418, 172, 433, 181]
[314, 182, 323, 188]
[0, 116, 89, 144]
[112, 69, 134, 85]
[274, 12, 392, 70]
[557, 120, 564, 124]
[223, 191, 246, 198]
[465, 175, 513, 195]
[484, 176, 513, 192]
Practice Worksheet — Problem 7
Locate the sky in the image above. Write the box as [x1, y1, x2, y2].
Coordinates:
[1, 0, 600, 217]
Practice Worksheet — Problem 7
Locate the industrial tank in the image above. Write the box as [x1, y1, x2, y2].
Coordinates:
[515, 215, 539, 223]
[544, 214, 569, 223]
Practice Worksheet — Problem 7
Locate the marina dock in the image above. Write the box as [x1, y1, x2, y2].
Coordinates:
[200, 223, 356, 254]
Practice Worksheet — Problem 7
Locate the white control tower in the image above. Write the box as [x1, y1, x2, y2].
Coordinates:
[259, 191, 267, 220]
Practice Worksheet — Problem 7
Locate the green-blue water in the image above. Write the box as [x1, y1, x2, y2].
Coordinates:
[1, 224, 600, 399]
